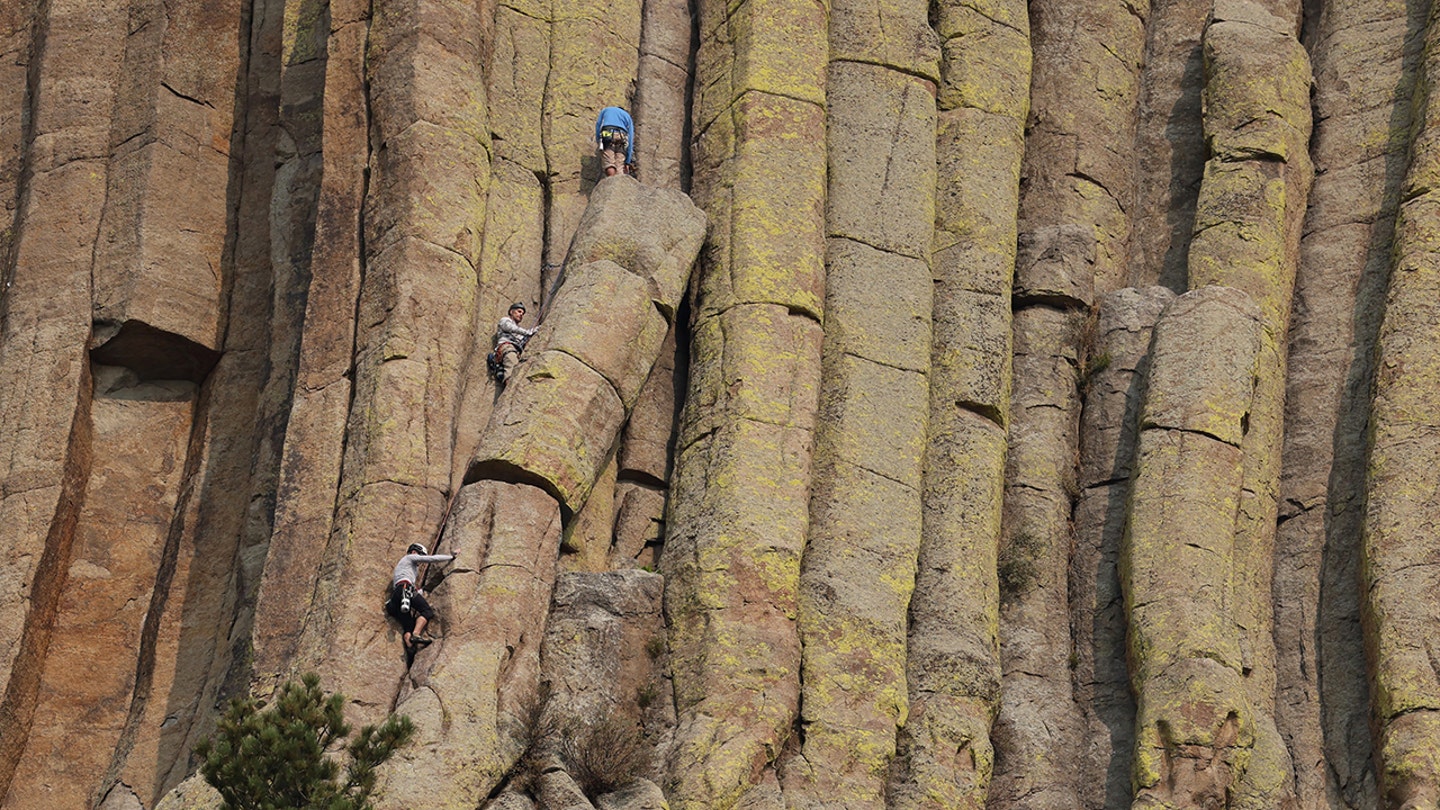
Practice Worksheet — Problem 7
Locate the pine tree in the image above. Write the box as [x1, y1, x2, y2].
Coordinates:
[194, 673, 414, 810]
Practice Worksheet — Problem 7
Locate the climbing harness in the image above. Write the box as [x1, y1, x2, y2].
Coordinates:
[397, 579, 415, 614]
[599, 126, 628, 148]
[488, 332, 531, 382]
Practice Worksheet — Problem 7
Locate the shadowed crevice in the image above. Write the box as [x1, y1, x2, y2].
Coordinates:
[90, 320, 221, 383]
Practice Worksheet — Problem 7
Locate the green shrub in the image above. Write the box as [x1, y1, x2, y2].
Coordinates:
[998, 532, 1043, 598]
[194, 673, 414, 810]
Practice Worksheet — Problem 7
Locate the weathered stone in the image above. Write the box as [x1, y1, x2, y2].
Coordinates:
[151, 774, 222, 810]
[1070, 286, 1171, 808]
[1276, 0, 1404, 803]
[0, 0, 126, 795]
[540, 570, 670, 783]
[616, 326, 681, 484]
[1182, 10, 1312, 805]
[540, 0, 641, 276]
[991, 303, 1086, 810]
[474, 180, 702, 515]
[377, 481, 564, 807]
[787, 42, 936, 803]
[823, 239, 931, 373]
[897, 409, 1005, 810]
[2, 375, 194, 810]
[610, 482, 667, 565]
[486, 790, 539, 810]
[1021, 0, 1143, 297]
[1, 0, 1430, 805]
[691, 92, 827, 322]
[1142, 287, 1263, 443]
[1014, 225, 1096, 308]
[1078, 286, 1175, 488]
[824, 63, 937, 261]
[474, 348, 627, 513]
[88, 0, 243, 355]
[1123, 286, 1266, 809]
[0, 0, 36, 271]
[564, 453, 619, 571]
[251, 6, 372, 689]
[988, 0, 1142, 801]
[828, 0, 936, 78]
[487, 2, 548, 172]
[596, 778, 669, 810]
[260, 0, 494, 741]
[563, 176, 708, 318]
[634, 0, 692, 191]
[1131, 0, 1208, 289]
[1363, 8, 1440, 801]
[537, 260, 672, 406]
[664, 292, 823, 807]
[538, 769, 597, 809]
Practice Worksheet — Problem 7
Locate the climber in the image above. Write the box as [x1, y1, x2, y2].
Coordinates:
[387, 543, 457, 648]
[490, 301, 537, 383]
[595, 106, 635, 177]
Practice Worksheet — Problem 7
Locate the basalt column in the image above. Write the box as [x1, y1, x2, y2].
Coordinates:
[268, 0, 491, 720]
[889, 0, 1028, 806]
[1363, 1, 1440, 804]
[1182, 3, 1312, 804]
[1121, 286, 1264, 810]
[539, 0, 642, 293]
[0, 1, 175, 803]
[102, 0, 304, 798]
[251, 0, 375, 688]
[0, 0, 122, 715]
[781, 0, 937, 804]
[0, 0, 250, 803]
[608, 0, 697, 571]
[1278, 0, 1410, 802]
[0, 0, 36, 267]
[992, 0, 1143, 802]
[1072, 285, 1172, 809]
[55, 0, 261, 805]
[376, 178, 705, 808]
[460, 0, 548, 478]
[634, 0, 692, 190]
[1130, 0, 1209, 290]
[661, 0, 828, 798]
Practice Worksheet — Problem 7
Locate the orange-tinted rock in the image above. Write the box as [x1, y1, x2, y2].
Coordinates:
[0, 0, 127, 796]
[2, 375, 194, 810]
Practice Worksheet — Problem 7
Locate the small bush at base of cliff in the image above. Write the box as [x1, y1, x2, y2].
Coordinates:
[558, 715, 650, 799]
[194, 672, 414, 810]
[552, 711, 650, 795]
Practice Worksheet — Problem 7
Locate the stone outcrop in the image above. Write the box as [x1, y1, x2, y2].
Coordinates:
[659, 0, 826, 803]
[1122, 286, 1264, 809]
[779, 0, 937, 797]
[10, 0, 1440, 808]
[889, 2, 1028, 806]
[1181, 5, 1313, 804]
[1363, 2, 1440, 804]
[1073, 285, 1173, 809]
[376, 176, 702, 807]
[1277, 0, 1411, 804]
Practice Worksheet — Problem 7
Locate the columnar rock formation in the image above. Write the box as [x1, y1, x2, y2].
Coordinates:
[4, 0, 1440, 808]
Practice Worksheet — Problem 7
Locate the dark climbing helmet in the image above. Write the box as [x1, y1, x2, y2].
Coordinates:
[509, 302, 526, 313]
[408, 543, 427, 555]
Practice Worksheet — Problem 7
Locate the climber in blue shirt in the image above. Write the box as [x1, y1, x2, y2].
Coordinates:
[595, 106, 635, 177]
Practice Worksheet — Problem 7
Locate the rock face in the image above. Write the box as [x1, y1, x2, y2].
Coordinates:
[5, 0, 1440, 808]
